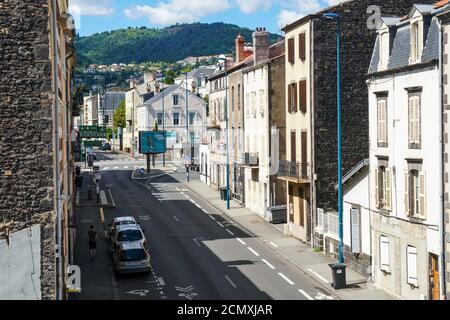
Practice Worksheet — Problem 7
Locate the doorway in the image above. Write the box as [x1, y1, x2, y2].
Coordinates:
[429, 253, 440, 300]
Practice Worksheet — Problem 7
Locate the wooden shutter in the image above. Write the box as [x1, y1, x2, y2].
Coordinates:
[299, 187, 305, 227]
[378, 99, 387, 144]
[299, 80, 307, 113]
[293, 82, 298, 113]
[288, 38, 295, 64]
[375, 168, 379, 209]
[407, 246, 418, 285]
[351, 208, 361, 254]
[287, 85, 292, 113]
[419, 171, 426, 218]
[385, 167, 392, 211]
[291, 131, 296, 163]
[299, 33, 306, 60]
[415, 96, 421, 145]
[405, 171, 410, 216]
[380, 236, 390, 272]
[408, 97, 415, 145]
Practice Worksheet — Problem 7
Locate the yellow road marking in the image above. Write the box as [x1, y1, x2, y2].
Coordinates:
[100, 208, 105, 222]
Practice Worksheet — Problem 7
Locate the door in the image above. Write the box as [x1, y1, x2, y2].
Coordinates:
[429, 253, 440, 300]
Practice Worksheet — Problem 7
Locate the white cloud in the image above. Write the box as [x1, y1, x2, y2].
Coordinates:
[326, 0, 347, 6]
[277, 0, 322, 28]
[69, 0, 115, 16]
[236, 0, 272, 14]
[124, 0, 230, 26]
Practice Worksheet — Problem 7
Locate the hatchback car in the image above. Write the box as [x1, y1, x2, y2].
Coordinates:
[113, 242, 151, 274]
[108, 216, 138, 241]
[111, 224, 147, 252]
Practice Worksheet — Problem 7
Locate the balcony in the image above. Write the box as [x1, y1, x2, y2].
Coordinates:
[244, 152, 259, 167]
[277, 160, 311, 183]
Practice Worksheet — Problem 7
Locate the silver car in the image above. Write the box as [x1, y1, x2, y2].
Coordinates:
[113, 242, 151, 274]
[108, 216, 138, 241]
[111, 224, 147, 252]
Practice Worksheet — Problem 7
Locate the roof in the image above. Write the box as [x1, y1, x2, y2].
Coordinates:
[187, 66, 217, 78]
[114, 216, 136, 222]
[334, 159, 369, 189]
[140, 83, 206, 107]
[117, 224, 141, 231]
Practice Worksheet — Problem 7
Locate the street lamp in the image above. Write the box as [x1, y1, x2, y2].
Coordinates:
[324, 12, 344, 265]
[218, 54, 230, 210]
[181, 72, 190, 182]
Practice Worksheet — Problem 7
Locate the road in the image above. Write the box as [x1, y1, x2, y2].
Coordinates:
[74, 150, 335, 301]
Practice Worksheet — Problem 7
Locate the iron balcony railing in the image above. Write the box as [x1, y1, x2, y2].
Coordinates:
[244, 152, 259, 167]
[278, 160, 311, 180]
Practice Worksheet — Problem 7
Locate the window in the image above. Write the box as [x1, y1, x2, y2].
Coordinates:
[377, 97, 388, 147]
[379, 31, 389, 69]
[245, 93, 250, 117]
[299, 33, 306, 60]
[299, 80, 307, 113]
[157, 112, 163, 126]
[288, 38, 295, 64]
[405, 169, 426, 219]
[289, 185, 294, 222]
[375, 165, 392, 211]
[259, 90, 265, 115]
[411, 22, 420, 63]
[189, 112, 196, 126]
[408, 94, 421, 149]
[173, 94, 179, 106]
[231, 86, 235, 112]
[351, 208, 361, 254]
[173, 112, 180, 125]
[251, 92, 257, 117]
[379, 235, 390, 273]
[406, 245, 418, 286]
[287, 83, 298, 113]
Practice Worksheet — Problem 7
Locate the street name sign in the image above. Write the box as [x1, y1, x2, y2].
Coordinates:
[79, 126, 106, 139]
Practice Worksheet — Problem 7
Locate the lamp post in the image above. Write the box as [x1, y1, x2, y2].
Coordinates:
[218, 54, 230, 210]
[161, 81, 166, 167]
[324, 12, 344, 265]
[181, 72, 190, 182]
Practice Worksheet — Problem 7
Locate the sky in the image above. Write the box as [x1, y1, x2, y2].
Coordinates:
[70, 0, 346, 37]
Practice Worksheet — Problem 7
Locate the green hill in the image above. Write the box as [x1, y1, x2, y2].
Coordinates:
[75, 22, 281, 66]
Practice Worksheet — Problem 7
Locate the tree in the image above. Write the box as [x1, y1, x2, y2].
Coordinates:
[164, 69, 177, 85]
[113, 100, 126, 130]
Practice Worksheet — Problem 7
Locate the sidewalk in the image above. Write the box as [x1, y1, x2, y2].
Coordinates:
[180, 179, 397, 300]
[131, 165, 177, 180]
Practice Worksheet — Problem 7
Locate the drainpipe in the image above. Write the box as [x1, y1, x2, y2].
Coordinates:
[50, 0, 63, 300]
[438, 19, 447, 301]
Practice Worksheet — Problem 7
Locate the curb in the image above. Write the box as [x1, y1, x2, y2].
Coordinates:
[130, 167, 178, 181]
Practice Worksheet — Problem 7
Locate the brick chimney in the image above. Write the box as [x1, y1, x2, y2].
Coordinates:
[253, 27, 270, 65]
[235, 34, 245, 64]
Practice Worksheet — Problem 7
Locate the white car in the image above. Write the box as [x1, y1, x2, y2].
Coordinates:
[111, 224, 147, 252]
[108, 216, 138, 240]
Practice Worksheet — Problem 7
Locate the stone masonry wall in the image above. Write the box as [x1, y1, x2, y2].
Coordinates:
[0, 0, 56, 299]
[312, 0, 436, 211]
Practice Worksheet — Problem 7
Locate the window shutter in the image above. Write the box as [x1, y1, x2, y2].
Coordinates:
[288, 38, 295, 64]
[299, 33, 306, 60]
[386, 167, 392, 211]
[351, 208, 361, 254]
[405, 171, 410, 216]
[419, 171, 426, 218]
[380, 236, 390, 272]
[288, 85, 292, 113]
[377, 101, 382, 143]
[299, 80, 307, 113]
[407, 246, 418, 286]
[375, 169, 379, 208]
[293, 82, 298, 113]
[408, 97, 415, 145]
[415, 97, 421, 145]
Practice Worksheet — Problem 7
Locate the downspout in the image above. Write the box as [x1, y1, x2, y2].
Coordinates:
[50, 0, 63, 300]
[438, 19, 447, 301]
[310, 20, 316, 247]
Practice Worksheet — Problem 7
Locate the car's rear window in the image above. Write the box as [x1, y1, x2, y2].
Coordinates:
[117, 229, 143, 242]
[114, 221, 136, 228]
[119, 249, 148, 262]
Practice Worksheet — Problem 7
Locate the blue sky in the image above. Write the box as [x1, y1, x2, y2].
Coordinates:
[70, 0, 344, 37]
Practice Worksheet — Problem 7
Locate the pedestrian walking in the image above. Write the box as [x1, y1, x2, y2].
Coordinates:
[88, 225, 97, 261]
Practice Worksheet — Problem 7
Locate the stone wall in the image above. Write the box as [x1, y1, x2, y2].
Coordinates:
[0, 1, 56, 299]
[312, 0, 435, 211]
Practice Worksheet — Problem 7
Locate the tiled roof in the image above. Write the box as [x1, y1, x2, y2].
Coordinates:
[387, 25, 411, 69]
[368, 37, 380, 74]
[422, 17, 440, 61]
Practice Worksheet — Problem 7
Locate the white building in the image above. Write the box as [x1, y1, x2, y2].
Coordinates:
[175, 66, 217, 98]
[367, 6, 441, 299]
[82, 93, 99, 125]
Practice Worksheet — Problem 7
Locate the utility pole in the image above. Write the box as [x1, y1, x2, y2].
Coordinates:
[162, 82, 166, 167]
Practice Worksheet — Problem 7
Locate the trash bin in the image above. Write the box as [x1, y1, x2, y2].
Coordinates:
[220, 187, 228, 201]
[329, 263, 346, 289]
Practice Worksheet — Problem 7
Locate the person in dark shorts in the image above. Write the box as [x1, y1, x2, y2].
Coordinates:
[88, 225, 97, 261]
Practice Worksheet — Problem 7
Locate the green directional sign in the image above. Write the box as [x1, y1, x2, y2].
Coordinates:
[79, 126, 106, 139]
[83, 140, 103, 147]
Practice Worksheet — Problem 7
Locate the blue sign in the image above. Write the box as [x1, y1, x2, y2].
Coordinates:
[139, 131, 167, 154]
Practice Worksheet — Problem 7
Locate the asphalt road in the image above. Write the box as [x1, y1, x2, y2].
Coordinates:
[74, 151, 335, 301]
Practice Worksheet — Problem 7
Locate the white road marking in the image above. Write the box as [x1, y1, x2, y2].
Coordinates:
[224, 275, 237, 288]
[114, 167, 119, 169]
[103, 167, 109, 170]
[307, 269, 330, 284]
[176, 188, 180, 191]
[269, 242, 279, 248]
[236, 238, 246, 245]
[180, 192, 186, 196]
[173, 216, 180, 222]
[216, 221, 225, 228]
[299, 289, 314, 300]
[261, 259, 276, 270]
[158, 277, 165, 286]
[209, 215, 216, 221]
[225, 229, 235, 236]
[193, 238, 201, 247]
[195, 204, 202, 209]
[278, 273, 295, 285]
[248, 247, 260, 257]
[189, 199, 196, 204]
[124, 166, 129, 169]
[202, 209, 209, 214]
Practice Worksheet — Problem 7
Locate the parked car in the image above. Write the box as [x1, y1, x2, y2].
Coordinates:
[85, 147, 97, 160]
[100, 142, 111, 150]
[108, 216, 138, 241]
[113, 242, 151, 274]
[111, 224, 147, 252]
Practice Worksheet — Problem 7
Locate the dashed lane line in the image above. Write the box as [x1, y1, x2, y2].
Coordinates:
[173, 216, 180, 222]
[307, 269, 330, 284]
[278, 273, 295, 285]
[269, 242, 279, 248]
[216, 221, 225, 228]
[193, 238, 202, 247]
[224, 275, 237, 288]
[299, 289, 314, 300]
[261, 259, 276, 270]
[225, 229, 235, 236]
[209, 215, 216, 221]
[236, 238, 246, 245]
[248, 247, 260, 257]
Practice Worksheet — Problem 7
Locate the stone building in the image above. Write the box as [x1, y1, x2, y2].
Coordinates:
[0, 0, 76, 299]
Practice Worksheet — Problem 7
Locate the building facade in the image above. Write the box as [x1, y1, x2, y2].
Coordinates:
[0, 0, 76, 300]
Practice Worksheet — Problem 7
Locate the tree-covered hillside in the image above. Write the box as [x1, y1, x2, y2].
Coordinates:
[75, 22, 281, 66]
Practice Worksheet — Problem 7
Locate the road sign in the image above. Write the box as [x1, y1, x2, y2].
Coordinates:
[83, 140, 103, 147]
[139, 131, 167, 154]
[79, 126, 106, 139]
